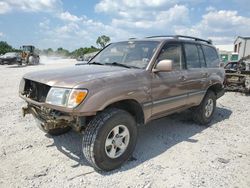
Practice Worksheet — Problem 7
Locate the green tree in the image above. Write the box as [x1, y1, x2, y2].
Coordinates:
[42, 48, 54, 56]
[0, 41, 13, 54]
[70, 46, 99, 58]
[56, 47, 70, 57]
[96, 35, 110, 48]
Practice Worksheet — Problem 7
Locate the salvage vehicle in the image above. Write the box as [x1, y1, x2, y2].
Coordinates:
[20, 45, 40, 65]
[19, 35, 225, 171]
[224, 56, 250, 93]
[0, 52, 21, 65]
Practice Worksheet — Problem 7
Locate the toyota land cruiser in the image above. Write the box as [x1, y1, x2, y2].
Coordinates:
[19, 35, 225, 171]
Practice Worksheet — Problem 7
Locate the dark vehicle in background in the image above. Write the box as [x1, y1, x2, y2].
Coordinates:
[0, 52, 21, 65]
[224, 56, 250, 93]
[20, 45, 40, 65]
[19, 35, 225, 171]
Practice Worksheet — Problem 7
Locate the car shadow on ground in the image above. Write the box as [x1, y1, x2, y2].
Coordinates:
[48, 106, 232, 173]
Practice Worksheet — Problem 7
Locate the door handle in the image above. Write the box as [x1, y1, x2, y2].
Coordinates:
[179, 76, 186, 81]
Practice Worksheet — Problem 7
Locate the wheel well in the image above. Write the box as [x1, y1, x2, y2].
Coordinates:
[105, 99, 145, 126]
[208, 83, 223, 96]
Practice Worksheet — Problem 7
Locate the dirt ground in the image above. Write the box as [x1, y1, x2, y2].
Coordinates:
[0, 58, 249, 188]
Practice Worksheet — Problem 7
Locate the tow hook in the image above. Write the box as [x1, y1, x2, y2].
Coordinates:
[22, 106, 31, 117]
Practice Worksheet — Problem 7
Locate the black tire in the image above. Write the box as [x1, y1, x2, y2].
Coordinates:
[37, 123, 71, 136]
[192, 90, 216, 125]
[82, 108, 137, 171]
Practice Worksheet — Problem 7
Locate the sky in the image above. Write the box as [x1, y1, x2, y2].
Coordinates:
[0, 0, 249, 51]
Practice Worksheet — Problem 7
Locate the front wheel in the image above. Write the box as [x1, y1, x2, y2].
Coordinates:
[192, 90, 216, 125]
[82, 108, 137, 171]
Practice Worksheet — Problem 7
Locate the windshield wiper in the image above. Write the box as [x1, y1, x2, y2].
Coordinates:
[106, 62, 133, 69]
[88, 61, 104, 65]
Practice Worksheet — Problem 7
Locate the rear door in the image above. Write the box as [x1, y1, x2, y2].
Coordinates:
[183, 43, 208, 106]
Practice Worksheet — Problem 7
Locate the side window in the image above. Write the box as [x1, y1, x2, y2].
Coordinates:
[197, 45, 206, 67]
[202, 45, 220, 68]
[184, 44, 200, 68]
[157, 44, 183, 70]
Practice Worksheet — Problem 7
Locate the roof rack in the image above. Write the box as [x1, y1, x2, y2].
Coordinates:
[145, 35, 212, 44]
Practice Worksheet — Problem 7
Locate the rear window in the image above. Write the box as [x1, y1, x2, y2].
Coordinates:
[202, 45, 219, 68]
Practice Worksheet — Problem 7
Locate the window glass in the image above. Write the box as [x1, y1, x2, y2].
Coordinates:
[157, 44, 183, 70]
[197, 45, 206, 67]
[202, 45, 220, 68]
[90, 41, 159, 69]
[184, 44, 200, 68]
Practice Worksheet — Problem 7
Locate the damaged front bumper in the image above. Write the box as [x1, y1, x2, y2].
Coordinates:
[22, 104, 87, 132]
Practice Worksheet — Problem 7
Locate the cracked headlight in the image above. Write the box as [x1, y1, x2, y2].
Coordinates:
[46, 88, 88, 108]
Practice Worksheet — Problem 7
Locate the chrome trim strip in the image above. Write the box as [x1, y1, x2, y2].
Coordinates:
[188, 90, 206, 96]
[153, 94, 186, 105]
[143, 90, 206, 107]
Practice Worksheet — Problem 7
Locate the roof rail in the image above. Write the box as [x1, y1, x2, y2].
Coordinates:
[145, 35, 212, 44]
[146, 35, 178, 39]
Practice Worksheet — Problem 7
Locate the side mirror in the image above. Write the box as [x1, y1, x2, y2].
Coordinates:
[153, 59, 173, 72]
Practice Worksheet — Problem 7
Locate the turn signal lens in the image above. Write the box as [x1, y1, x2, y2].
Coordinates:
[67, 89, 88, 108]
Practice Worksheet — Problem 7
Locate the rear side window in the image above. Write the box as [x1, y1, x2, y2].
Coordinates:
[157, 43, 183, 70]
[202, 45, 220, 68]
[184, 44, 200, 68]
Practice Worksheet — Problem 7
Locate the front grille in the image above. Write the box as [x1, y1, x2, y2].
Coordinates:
[23, 79, 51, 102]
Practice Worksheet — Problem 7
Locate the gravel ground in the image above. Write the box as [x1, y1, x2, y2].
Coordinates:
[0, 58, 249, 188]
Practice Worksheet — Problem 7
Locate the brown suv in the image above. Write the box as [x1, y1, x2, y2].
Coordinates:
[19, 35, 225, 171]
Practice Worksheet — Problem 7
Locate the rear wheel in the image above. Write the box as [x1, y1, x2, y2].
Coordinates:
[82, 108, 137, 171]
[192, 90, 216, 125]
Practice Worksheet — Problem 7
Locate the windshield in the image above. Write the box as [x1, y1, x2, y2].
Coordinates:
[22, 46, 32, 52]
[89, 41, 160, 69]
[225, 62, 238, 70]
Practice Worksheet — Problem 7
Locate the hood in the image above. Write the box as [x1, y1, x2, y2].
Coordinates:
[23, 64, 137, 88]
[1, 53, 16, 58]
[1, 55, 13, 58]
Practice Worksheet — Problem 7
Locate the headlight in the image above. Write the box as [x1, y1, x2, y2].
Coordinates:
[46, 88, 88, 108]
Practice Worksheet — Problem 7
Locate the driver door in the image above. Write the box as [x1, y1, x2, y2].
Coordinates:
[151, 42, 189, 118]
